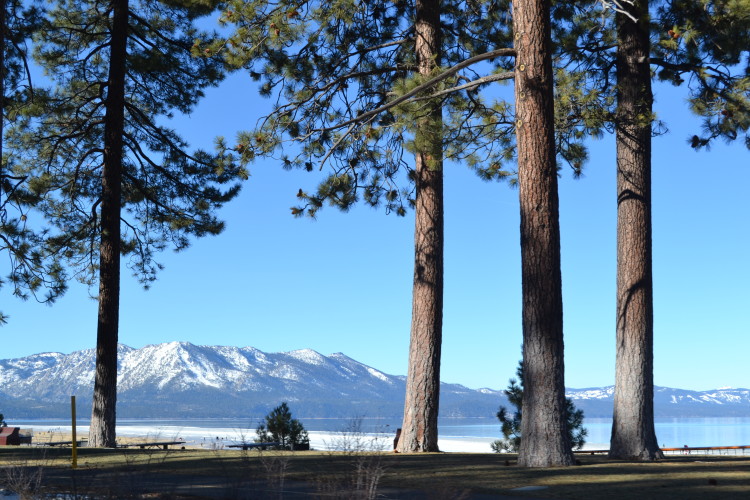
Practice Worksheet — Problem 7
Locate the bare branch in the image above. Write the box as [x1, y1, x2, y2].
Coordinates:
[598, 0, 637, 22]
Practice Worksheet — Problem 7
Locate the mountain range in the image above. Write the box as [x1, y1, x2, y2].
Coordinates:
[1, 342, 748, 419]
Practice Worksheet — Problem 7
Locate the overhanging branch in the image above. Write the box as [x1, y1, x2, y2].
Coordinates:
[410, 71, 515, 101]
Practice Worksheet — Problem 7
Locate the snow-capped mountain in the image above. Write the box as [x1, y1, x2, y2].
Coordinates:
[1, 342, 748, 419]
[0, 342, 503, 419]
[566, 385, 750, 417]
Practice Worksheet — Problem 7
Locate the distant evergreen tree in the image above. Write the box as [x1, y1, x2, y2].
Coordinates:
[7, 0, 245, 447]
[492, 361, 587, 453]
[1, 0, 67, 325]
[256, 402, 309, 450]
[491, 370, 522, 453]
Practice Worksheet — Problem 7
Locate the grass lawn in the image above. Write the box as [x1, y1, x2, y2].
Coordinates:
[1, 447, 749, 499]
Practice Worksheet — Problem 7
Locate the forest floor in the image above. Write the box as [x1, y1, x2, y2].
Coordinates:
[1, 447, 748, 499]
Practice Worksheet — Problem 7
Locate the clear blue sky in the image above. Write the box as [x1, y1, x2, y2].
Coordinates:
[2, 71, 748, 392]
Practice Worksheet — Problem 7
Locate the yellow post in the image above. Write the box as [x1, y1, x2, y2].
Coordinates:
[71, 395, 78, 469]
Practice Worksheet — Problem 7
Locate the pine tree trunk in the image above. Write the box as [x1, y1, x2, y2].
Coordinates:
[609, 0, 663, 461]
[89, 0, 127, 448]
[397, 0, 443, 453]
[1, 0, 5, 177]
[513, 0, 574, 467]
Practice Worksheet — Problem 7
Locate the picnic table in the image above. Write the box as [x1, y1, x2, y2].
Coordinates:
[118, 440, 186, 450]
[39, 439, 88, 448]
[574, 445, 750, 456]
[227, 442, 281, 451]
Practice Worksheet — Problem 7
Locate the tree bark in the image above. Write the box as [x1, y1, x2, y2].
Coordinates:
[609, 0, 663, 461]
[1, 0, 6, 182]
[397, 0, 443, 453]
[89, 0, 127, 448]
[514, 0, 574, 467]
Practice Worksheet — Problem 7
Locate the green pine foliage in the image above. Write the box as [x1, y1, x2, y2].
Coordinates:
[5, 0, 247, 288]
[209, 0, 518, 218]
[492, 361, 587, 453]
[256, 402, 310, 450]
[1, 0, 67, 325]
[551, 0, 749, 152]
[654, 0, 750, 148]
[491, 370, 522, 453]
[1, 1, 43, 111]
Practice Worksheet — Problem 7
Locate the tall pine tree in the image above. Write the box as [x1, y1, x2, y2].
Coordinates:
[216, 0, 515, 453]
[513, 0, 574, 467]
[611, 0, 748, 461]
[9, 0, 245, 446]
[551, 0, 748, 460]
[610, 0, 663, 461]
[397, 0, 443, 453]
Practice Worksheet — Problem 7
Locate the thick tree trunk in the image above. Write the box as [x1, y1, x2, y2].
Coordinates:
[1, 0, 5, 177]
[397, 0, 443, 453]
[609, 0, 663, 461]
[513, 0, 574, 467]
[89, 0, 128, 448]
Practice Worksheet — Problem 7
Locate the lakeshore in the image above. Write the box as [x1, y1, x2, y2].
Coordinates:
[14, 427, 498, 453]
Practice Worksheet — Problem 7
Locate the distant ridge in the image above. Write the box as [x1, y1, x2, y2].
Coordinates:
[1, 342, 748, 419]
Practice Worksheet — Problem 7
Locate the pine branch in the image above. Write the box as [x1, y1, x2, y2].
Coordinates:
[410, 71, 515, 102]
[125, 103, 214, 167]
[318, 113, 379, 170]
[319, 47, 516, 133]
[128, 10, 191, 52]
[314, 65, 416, 95]
[121, 132, 193, 196]
[650, 57, 731, 81]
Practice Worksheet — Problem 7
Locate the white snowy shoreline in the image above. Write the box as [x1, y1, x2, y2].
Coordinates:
[13, 422, 609, 453]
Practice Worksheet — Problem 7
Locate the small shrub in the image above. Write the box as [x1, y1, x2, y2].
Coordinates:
[494, 360, 587, 452]
[256, 402, 309, 450]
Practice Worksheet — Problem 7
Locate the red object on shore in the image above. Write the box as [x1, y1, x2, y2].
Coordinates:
[0, 427, 21, 445]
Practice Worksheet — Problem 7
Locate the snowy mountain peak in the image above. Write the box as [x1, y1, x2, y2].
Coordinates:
[2, 343, 749, 419]
[0, 342, 424, 418]
[285, 348, 327, 365]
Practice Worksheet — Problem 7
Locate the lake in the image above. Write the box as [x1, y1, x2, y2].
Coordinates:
[11, 417, 750, 453]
